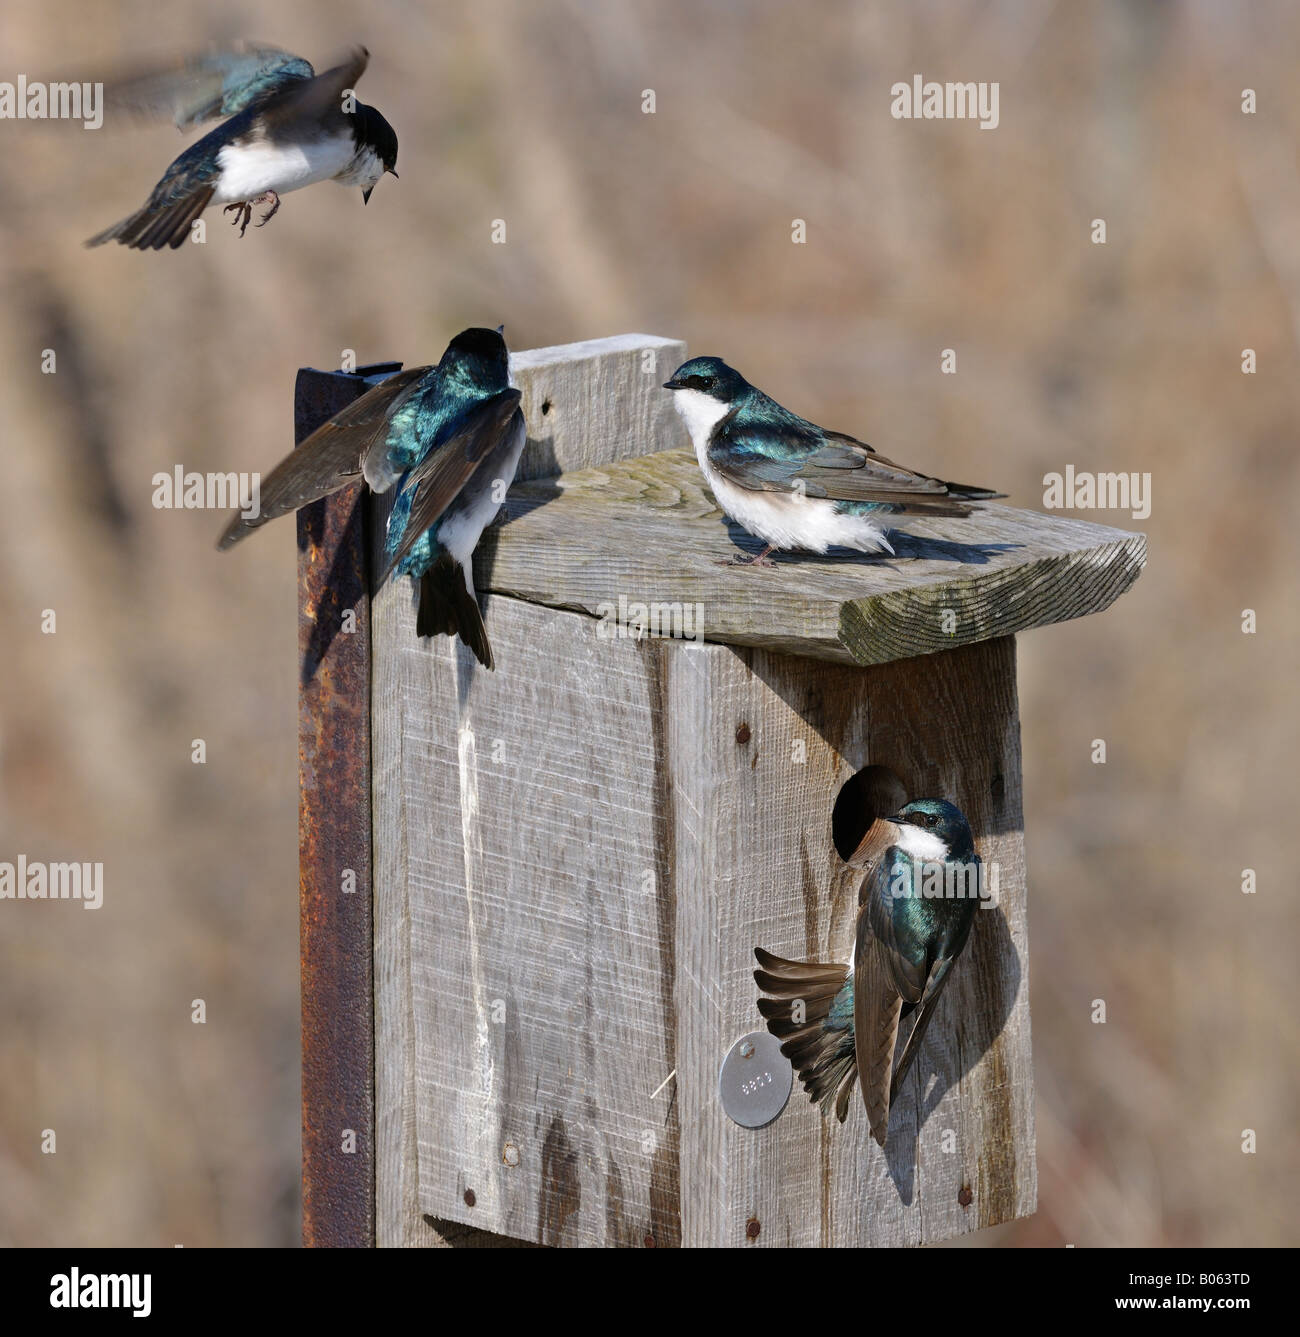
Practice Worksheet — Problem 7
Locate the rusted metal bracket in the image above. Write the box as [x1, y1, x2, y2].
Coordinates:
[296, 362, 401, 1248]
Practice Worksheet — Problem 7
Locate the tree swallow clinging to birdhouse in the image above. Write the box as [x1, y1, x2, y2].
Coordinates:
[219, 327, 524, 669]
[86, 44, 397, 250]
[754, 798, 981, 1146]
[663, 357, 1002, 564]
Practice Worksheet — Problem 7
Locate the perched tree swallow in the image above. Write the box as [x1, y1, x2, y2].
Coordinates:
[219, 327, 525, 668]
[86, 44, 397, 250]
[754, 798, 981, 1145]
[663, 357, 1002, 564]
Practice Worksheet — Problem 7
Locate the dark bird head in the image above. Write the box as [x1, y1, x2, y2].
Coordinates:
[356, 103, 399, 204]
[662, 356, 751, 406]
[438, 326, 510, 393]
[886, 798, 975, 859]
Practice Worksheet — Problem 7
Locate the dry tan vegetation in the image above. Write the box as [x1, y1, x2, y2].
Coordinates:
[0, 0, 1296, 1246]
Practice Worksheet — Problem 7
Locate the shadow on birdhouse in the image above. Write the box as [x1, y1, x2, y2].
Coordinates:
[291, 334, 1146, 1248]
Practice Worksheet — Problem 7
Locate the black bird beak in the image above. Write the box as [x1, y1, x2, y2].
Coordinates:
[662, 376, 685, 390]
[362, 187, 373, 205]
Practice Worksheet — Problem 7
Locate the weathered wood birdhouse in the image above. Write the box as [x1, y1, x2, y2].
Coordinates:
[293, 335, 1145, 1248]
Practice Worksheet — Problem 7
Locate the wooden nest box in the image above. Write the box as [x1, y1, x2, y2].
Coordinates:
[293, 334, 1146, 1248]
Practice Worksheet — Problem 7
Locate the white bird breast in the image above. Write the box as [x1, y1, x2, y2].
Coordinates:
[891, 824, 950, 862]
[214, 133, 359, 203]
[669, 388, 893, 555]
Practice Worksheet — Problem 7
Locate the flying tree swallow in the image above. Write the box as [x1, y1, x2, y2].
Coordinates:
[754, 797, 981, 1145]
[86, 44, 397, 250]
[663, 357, 1002, 564]
[219, 327, 525, 669]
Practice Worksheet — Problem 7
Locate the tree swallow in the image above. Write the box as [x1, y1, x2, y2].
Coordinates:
[86, 44, 397, 250]
[754, 798, 981, 1145]
[219, 327, 525, 669]
[663, 357, 1002, 564]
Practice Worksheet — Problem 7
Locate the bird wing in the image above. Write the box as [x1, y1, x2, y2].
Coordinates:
[84, 178, 217, 250]
[847, 819, 898, 882]
[377, 390, 524, 583]
[887, 956, 959, 1107]
[888, 849, 980, 1100]
[102, 44, 316, 129]
[257, 48, 371, 137]
[752, 948, 857, 1120]
[852, 847, 935, 1144]
[708, 417, 1002, 512]
[852, 932, 903, 1146]
[217, 367, 430, 550]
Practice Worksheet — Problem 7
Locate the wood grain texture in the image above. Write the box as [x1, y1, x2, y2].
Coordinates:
[376, 599, 1034, 1245]
[508, 334, 687, 482]
[476, 447, 1146, 666]
[671, 636, 1034, 1246]
[369, 338, 1043, 1248]
[373, 592, 680, 1247]
[373, 336, 684, 1248]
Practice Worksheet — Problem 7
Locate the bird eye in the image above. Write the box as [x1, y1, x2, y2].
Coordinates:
[686, 374, 714, 391]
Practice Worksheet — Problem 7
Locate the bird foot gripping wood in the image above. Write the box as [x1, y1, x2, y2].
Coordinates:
[223, 201, 254, 237]
[715, 545, 777, 568]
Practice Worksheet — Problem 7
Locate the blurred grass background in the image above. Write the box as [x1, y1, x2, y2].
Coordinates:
[0, 0, 1296, 1246]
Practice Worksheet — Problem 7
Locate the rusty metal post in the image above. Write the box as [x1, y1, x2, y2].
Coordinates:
[296, 362, 401, 1248]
